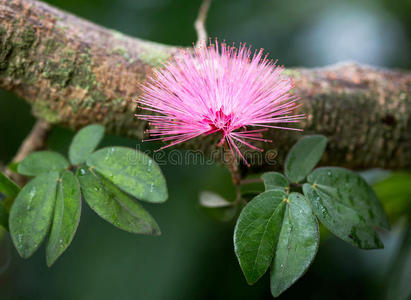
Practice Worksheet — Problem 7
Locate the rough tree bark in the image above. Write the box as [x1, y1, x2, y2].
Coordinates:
[0, 0, 410, 171]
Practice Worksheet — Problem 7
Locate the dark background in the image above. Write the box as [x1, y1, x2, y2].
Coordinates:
[0, 0, 410, 299]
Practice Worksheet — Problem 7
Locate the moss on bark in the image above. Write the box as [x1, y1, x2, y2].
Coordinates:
[0, 0, 410, 171]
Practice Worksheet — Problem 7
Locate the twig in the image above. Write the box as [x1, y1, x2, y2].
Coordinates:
[195, 0, 212, 46]
[4, 119, 52, 186]
[223, 142, 241, 186]
[240, 178, 263, 185]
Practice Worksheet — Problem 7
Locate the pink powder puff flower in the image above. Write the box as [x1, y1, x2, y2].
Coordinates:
[136, 41, 304, 166]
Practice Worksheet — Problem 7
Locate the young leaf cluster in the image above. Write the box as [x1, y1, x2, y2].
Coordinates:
[233, 135, 389, 297]
[5, 124, 167, 266]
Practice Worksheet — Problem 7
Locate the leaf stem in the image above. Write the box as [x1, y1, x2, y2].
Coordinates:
[4, 119, 52, 186]
[223, 141, 241, 186]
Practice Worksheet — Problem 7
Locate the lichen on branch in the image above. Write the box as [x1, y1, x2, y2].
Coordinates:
[0, 0, 410, 171]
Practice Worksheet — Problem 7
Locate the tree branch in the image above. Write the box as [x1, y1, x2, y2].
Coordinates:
[0, 0, 410, 171]
[4, 119, 52, 185]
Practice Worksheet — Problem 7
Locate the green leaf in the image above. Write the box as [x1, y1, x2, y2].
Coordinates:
[0, 171, 20, 198]
[199, 191, 237, 222]
[77, 167, 160, 235]
[285, 135, 327, 183]
[234, 190, 287, 284]
[270, 193, 319, 297]
[69, 124, 105, 165]
[199, 191, 232, 208]
[18, 151, 69, 176]
[0, 171, 20, 230]
[261, 172, 289, 192]
[7, 162, 19, 173]
[303, 167, 389, 249]
[46, 170, 81, 267]
[87, 147, 167, 203]
[373, 172, 411, 221]
[309, 167, 389, 229]
[9, 171, 59, 258]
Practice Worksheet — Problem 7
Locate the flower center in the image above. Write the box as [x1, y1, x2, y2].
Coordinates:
[203, 108, 234, 136]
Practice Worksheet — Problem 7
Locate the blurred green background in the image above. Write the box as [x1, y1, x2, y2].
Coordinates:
[1, 0, 411, 299]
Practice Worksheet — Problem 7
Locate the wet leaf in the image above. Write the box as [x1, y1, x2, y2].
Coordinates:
[303, 167, 388, 249]
[234, 190, 287, 284]
[261, 172, 289, 192]
[9, 171, 59, 258]
[46, 171, 81, 267]
[87, 147, 167, 203]
[18, 151, 69, 176]
[270, 193, 319, 297]
[69, 124, 105, 165]
[77, 167, 160, 235]
[285, 135, 327, 183]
